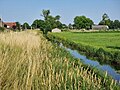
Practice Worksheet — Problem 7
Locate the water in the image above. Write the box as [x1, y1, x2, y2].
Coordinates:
[59, 43, 120, 82]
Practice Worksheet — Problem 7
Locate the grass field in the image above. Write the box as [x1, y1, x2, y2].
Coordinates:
[48, 31, 120, 69]
[50, 32, 120, 52]
[0, 31, 120, 89]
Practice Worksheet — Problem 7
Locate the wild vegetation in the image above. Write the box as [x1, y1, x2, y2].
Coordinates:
[99, 13, 120, 29]
[73, 16, 93, 29]
[0, 31, 120, 89]
[48, 31, 120, 69]
[0, 27, 5, 32]
[31, 10, 65, 34]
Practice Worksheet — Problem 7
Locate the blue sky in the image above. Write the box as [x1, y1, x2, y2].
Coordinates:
[0, 0, 120, 25]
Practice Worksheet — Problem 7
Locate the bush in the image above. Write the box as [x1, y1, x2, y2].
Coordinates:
[114, 51, 120, 62]
[0, 27, 5, 32]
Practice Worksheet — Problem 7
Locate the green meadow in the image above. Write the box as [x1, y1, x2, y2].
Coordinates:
[50, 32, 120, 52]
[48, 31, 120, 68]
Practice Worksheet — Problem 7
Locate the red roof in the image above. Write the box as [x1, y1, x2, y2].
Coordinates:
[4, 22, 16, 28]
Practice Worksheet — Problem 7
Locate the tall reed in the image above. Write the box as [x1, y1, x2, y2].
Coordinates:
[0, 31, 119, 90]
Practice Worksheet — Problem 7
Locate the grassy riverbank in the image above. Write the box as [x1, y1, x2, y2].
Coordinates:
[0, 31, 120, 89]
[48, 31, 120, 69]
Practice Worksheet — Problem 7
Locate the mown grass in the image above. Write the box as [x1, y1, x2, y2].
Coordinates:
[0, 31, 120, 90]
[49, 32, 120, 52]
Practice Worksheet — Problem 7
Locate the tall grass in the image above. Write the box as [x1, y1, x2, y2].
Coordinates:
[0, 31, 119, 90]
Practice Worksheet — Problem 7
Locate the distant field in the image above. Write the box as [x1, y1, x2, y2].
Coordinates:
[51, 32, 120, 52]
[48, 31, 120, 67]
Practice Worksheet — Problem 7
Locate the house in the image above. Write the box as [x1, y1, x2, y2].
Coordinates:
[52, 28, 61, 32]
[92, 25, 109, 30]
[0, 18, 4, 27]
[4, 22, 16, 29]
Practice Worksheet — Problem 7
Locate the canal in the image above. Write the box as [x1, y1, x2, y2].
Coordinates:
[59, 43, 120, 82]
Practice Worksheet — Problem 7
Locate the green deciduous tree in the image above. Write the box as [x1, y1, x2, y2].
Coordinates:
[113, 20, 120, 29]
[41, 9, 50, 20]
[99, 13, 120, 29]
[68, 23, 73, 29]
[62, 24, 68, 29]
[31, 19, 45, 29]
[102, 13, 109, 21]
[16, 22, 21, 31]
[55, 15, 60, 21]
[109, 20, 114, 29]
[74, 16, 93, 29]
[99, 13, 111, 27]
[22, 22, 31, 30]
[40, 10, 63, 34]
[107, 20, 120, 29]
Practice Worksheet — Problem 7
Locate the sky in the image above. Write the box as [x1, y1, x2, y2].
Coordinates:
[0, 0, 120, 25]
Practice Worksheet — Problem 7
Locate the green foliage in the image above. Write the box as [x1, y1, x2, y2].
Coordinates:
[102, 13, 109, 21]
[62, 24, 68, 29]
[55, 15, 60, 21]
[74, 16, 94, 29]
[113, 20, 120, 29]
[31, 19, 45, 29]
[39, 9, 64, 34]
[109, 20, 114, 29]
[41, 9, 50, 20]
[99, 13, 120, 29]
[99, 13, 110, 26]
[114, 51, 120, 62]
[108, 20, 120, 29]
[99, 19, 111, 27]
[22, 22, 31, 30]
[16, 22, 21, 30]
[0, 27, 5, 32]
[68, 23, 73, 29]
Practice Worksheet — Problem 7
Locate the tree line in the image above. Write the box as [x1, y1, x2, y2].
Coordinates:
[99, 13, 120, 29]
[16, 10, 120, 32]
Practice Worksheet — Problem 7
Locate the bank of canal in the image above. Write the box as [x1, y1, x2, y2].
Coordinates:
[59, 43, 120, 82]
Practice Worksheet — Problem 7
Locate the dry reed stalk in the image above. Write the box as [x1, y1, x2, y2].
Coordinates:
[0, 31, 119, 90]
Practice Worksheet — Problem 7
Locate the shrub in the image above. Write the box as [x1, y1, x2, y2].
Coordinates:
[114, 51, 120, 62]
[0, 27, 5, 32]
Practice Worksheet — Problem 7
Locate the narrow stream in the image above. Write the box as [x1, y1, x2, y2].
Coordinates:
[59, 43, 120, 82]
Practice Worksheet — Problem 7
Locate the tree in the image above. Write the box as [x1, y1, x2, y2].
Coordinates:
[99, 13, 111, 27]
[99, 13, 120, 29]
[41, 10, 50, 20]
[31, 19, 38, 29]
[22, 22, 30, 30]
[113, 20, 120, 29]
[16, 22, 21, 31]
[105, 19, 120, 29]
[74, 16, 93, 29]
[109, 20, 114, 29]
[68, 23, 73, 29]
[55, 15, 60, 21]
[56, 21, 62, 29]
[0, 27, 5, 32]
[102, 13, 109, 21]
[32, 19, 44, 29]
[40, 10, 63, 34]
[62, 24, 68, 29]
